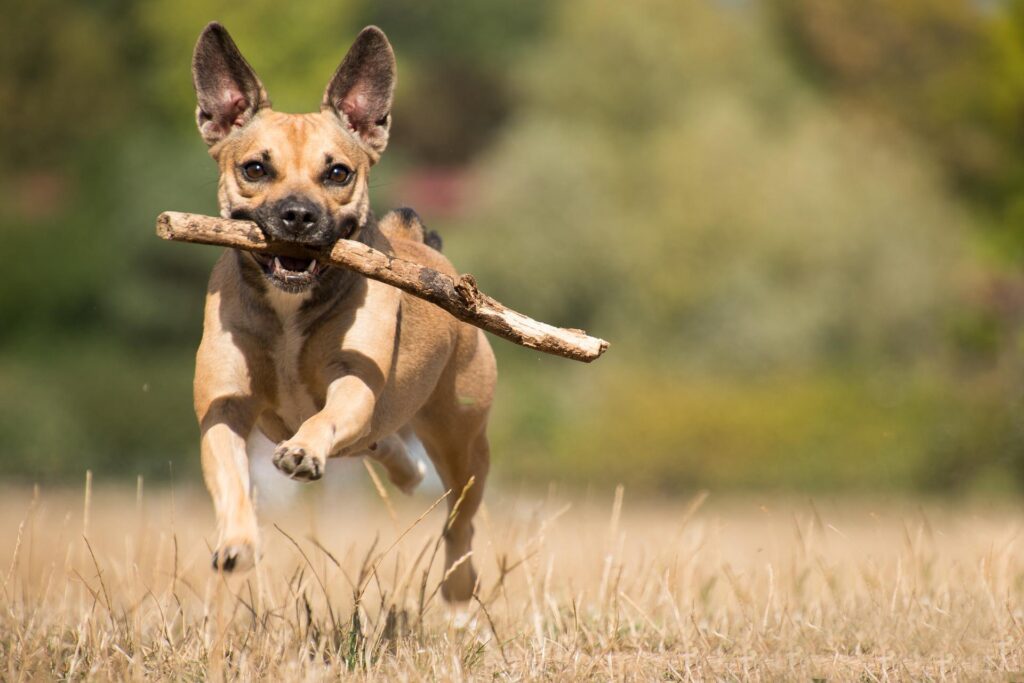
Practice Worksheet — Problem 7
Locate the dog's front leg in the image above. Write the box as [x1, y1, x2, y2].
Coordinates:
[194, 285, 267, 573]
[198, 396, 260, 571]
[272, 372, 380, 480]
[273, 283, 400, 481]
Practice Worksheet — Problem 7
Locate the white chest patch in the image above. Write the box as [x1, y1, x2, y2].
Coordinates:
[266, 288, 319, 433]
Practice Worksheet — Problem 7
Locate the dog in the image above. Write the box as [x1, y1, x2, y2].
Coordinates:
[189, 22, 496, 602]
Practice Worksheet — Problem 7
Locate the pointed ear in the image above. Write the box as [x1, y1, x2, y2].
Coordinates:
[192, 22, 269, 146]
[321, 26, 396, 159]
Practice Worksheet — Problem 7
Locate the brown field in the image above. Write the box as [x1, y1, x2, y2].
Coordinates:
[1, 474, 1023, 681]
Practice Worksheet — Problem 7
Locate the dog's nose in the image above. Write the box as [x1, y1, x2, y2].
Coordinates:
[277, 199, 321, 234]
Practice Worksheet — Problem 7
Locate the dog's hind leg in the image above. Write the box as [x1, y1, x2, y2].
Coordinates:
[413, 328, 496, 603]
[415, 424, 490, 603]
[367, 428, 425, 495]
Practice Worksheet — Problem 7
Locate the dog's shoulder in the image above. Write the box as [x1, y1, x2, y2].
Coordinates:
[203, 250, 279, 331]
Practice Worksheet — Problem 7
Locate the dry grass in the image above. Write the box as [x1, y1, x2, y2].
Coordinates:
[2, 475, 1024, 681]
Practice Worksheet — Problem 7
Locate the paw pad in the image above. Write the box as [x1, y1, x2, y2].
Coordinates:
[273, 443, 324, 481]
[212, 542, 255, 573]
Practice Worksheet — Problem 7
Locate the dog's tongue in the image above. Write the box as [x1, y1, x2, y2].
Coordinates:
[278, 256, 311, 271]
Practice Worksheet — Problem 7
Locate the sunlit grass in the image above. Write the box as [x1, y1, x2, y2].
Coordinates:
[1, 475, 1022, 679]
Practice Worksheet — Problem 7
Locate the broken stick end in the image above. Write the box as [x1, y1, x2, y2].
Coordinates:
[155, 212, 173, 240]
[584, 338, 610, 363]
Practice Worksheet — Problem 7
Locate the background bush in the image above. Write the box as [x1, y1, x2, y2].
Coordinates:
[3, 0, 1024, 492]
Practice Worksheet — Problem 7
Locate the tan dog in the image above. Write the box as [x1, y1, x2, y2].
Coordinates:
[190, 23, 496, 602]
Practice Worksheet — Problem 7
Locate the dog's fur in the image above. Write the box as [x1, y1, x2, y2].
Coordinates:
[190, 23, 496, 602]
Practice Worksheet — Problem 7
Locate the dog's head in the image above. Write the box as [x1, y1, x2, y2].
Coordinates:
[192, 23, 395, 293]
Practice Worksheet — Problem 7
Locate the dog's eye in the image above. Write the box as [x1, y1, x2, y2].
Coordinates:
[326, 164, 353, 186]
[242, 161, 267, 181]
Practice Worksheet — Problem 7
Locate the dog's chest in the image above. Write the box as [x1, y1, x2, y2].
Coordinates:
[267, 290, 319, 432]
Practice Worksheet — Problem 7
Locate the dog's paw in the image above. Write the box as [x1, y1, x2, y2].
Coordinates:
[393, 458, 426, 496]
[448, 602, 479, 632]
[441, 561, 479, 604]
[212, 540, 256, 573]
[273, 442, 324, 482]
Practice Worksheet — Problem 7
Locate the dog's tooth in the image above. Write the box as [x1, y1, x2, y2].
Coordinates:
[273, 256, 283, 272]
[306, 259, 317, 273]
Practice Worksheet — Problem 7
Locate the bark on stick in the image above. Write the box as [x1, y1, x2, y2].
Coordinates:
[156, 211, 609, 362]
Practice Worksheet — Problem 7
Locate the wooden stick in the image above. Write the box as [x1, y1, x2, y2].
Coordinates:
[156, 211, 609, 362]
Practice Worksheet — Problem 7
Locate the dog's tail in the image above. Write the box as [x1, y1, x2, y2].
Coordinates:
[379, 207, 443, 252]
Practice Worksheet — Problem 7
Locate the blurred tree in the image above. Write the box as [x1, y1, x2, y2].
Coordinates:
[0, 0, 549, 481]
[358, 0, 549, 165]
[0, 0, 133, 170]
[458, 0, 967, 370]
[450, 0, 1024, 492]
[771, 0, 1024, 258]
[1, 0, 1022, 492]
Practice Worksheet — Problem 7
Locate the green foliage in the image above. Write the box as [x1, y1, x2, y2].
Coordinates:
[0, 0, 133, 169]
[457, 0, 966, 370]
[453, 0, 1024, 491]
[771, 0, 1024, 258]
[0, 338, 196, 480]
[2, 0, 1024, 492]
[492, 357, 1024, 493]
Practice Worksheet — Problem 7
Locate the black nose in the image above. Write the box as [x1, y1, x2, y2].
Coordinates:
[277, 198, 321, 234]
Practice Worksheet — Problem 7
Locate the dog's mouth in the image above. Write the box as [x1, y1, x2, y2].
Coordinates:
[251, 252, 324, 292]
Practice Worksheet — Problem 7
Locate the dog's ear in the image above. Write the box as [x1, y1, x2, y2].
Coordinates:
[322, 26, 396, 159]
[192, 22, 269, 146]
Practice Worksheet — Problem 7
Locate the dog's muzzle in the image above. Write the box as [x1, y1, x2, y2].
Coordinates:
[236, 196, 355, 293]
[259, 196, 336, 246]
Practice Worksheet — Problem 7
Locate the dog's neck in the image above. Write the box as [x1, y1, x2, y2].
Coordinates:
[264, 284, 312, 320]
